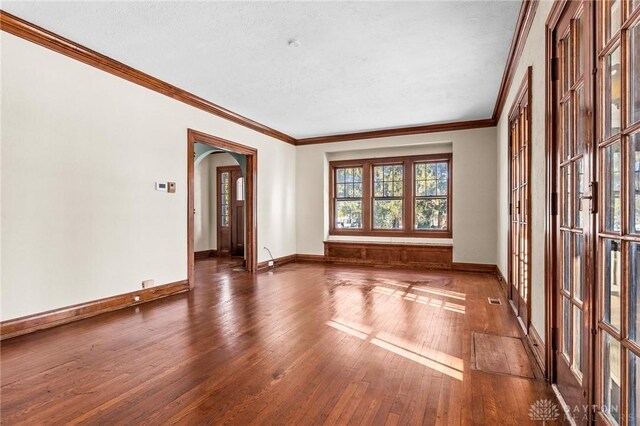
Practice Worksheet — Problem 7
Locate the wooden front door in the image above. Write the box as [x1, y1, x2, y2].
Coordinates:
[217, 166, 243, 257]
[552, 0, 595, 419]
[231, 172, 245, 257]
[508, 68, 532, 330]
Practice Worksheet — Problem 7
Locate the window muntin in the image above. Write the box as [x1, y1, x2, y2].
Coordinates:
[414, 162, 448, 230]
[329, 154, 451, 238]
[334, 167, 363, 229]
[373, 164, 403, 229]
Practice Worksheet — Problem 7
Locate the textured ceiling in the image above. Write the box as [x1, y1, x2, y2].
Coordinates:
[2, 1, 521, 138]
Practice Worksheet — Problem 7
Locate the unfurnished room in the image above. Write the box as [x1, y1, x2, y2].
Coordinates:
[1, 0, 639, 424]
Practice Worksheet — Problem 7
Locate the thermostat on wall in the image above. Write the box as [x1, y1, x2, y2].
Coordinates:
[155, 182, 176, 193]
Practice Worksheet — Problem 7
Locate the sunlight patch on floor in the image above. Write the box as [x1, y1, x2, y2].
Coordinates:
[370, 286, 465, 314]
[325, 319, 464, 381]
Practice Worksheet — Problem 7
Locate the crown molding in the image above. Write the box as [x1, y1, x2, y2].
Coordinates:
[2, 10, 512, 147]
[491, 0, 539, 121]
[296, 118, 497, 145]
[0, 11, 297, 145]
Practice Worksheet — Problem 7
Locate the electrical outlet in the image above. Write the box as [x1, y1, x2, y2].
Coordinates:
[142, 279, 155, 289]
[268, 260, 274, 267]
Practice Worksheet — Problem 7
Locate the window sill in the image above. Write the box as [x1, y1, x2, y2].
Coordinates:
[329, 229, 452, 239]
[326, 235, 453, 246]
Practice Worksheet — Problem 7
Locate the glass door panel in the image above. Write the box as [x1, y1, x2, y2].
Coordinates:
[553, 1, 593, 416]
[508, 77, 531, 328]
[596, 2, 640, 424]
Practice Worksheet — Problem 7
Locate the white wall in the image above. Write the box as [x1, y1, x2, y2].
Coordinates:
[296, 127, 498, 265]
[496, 0, 554, 340]
[194, 152, 239, 252]
[1, 32, 297, 320]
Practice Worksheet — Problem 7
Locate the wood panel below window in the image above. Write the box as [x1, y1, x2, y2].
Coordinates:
[324, 241, 452, 270]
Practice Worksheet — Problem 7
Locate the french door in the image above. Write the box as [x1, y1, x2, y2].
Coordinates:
[509, 69, 532, 329]
[595, 0, 640, 424]
[552, 0, 594, 418]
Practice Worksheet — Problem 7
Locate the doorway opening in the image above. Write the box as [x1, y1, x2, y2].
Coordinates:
[187, 129, 257, 286]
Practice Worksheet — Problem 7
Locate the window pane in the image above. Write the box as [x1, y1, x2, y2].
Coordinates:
[574, 234, 583, 301]
[603, 332, 621, 425]
[415, 199, 447, 230]
[631, 22, 640, 125]
[575, 15, 583, 82]
[604, 141, 622, 232]
[561, 35, 570, 96]
[221, 172, 229, 194]
[425, 179, 437, 196]
[353, 183, 362, 197]
[630, 243, 640, 343]
[607, 0, 621, 42]
[436, 180, 448, 196]
[236, 177, 244, 201]
[576, 85, 585, 154]
[576, 159, 584, 229]
[436, 162, 448, 179]
[562, 100, 572, 160]
[335, 167, 362, 200]
[572, 306, 582, 375]
[604, 46, 622, 139]
[373, 200, 403, 229]
[630, 352, 639, 426]
[353, 167, 362, 183]
[603, 239, 622, 330]
[374, 165, 403, 198]
[563, 297, 571, 358]
[631, 133, 640, 233]
[562, 165, 572, 227]
[563, 231, 571, 292]
[335, 200, 362, 229]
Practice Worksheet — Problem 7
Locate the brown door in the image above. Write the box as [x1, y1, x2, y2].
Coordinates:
[594, 0, 640, 424]
[508, 70, 531, 330]
[231, 171, 245, 257]
[552, 0, 594, 419]
[217, 166, 244, 257]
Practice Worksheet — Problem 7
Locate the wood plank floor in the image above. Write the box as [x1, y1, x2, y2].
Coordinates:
[1, 260, 563, 424]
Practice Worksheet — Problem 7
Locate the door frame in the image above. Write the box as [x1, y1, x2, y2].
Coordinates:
[507, 66, 533, 333]
[187, 129, 258, 285]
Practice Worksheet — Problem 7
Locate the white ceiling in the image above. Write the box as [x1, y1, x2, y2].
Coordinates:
[3, 1, 521, 139]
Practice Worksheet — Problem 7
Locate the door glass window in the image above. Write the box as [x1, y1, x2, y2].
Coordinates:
[630, 243, 640, 343]
[604, 141, 622, 232]
[574, 234, 584, 301]
[604, 239, 622, 330]
[631, 133, 640, 234]
[603, 332, 621, 425]
[563, 297, 572, 359]
[630, 22, 640, 125]
[630, 351, 639, 424]
[604, 46, 621, 139]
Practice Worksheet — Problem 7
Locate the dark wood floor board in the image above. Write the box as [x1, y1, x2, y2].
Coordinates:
[1, 260, 561, 424]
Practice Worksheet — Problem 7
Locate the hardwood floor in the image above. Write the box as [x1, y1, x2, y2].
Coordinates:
[1, 260, 563, 424]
